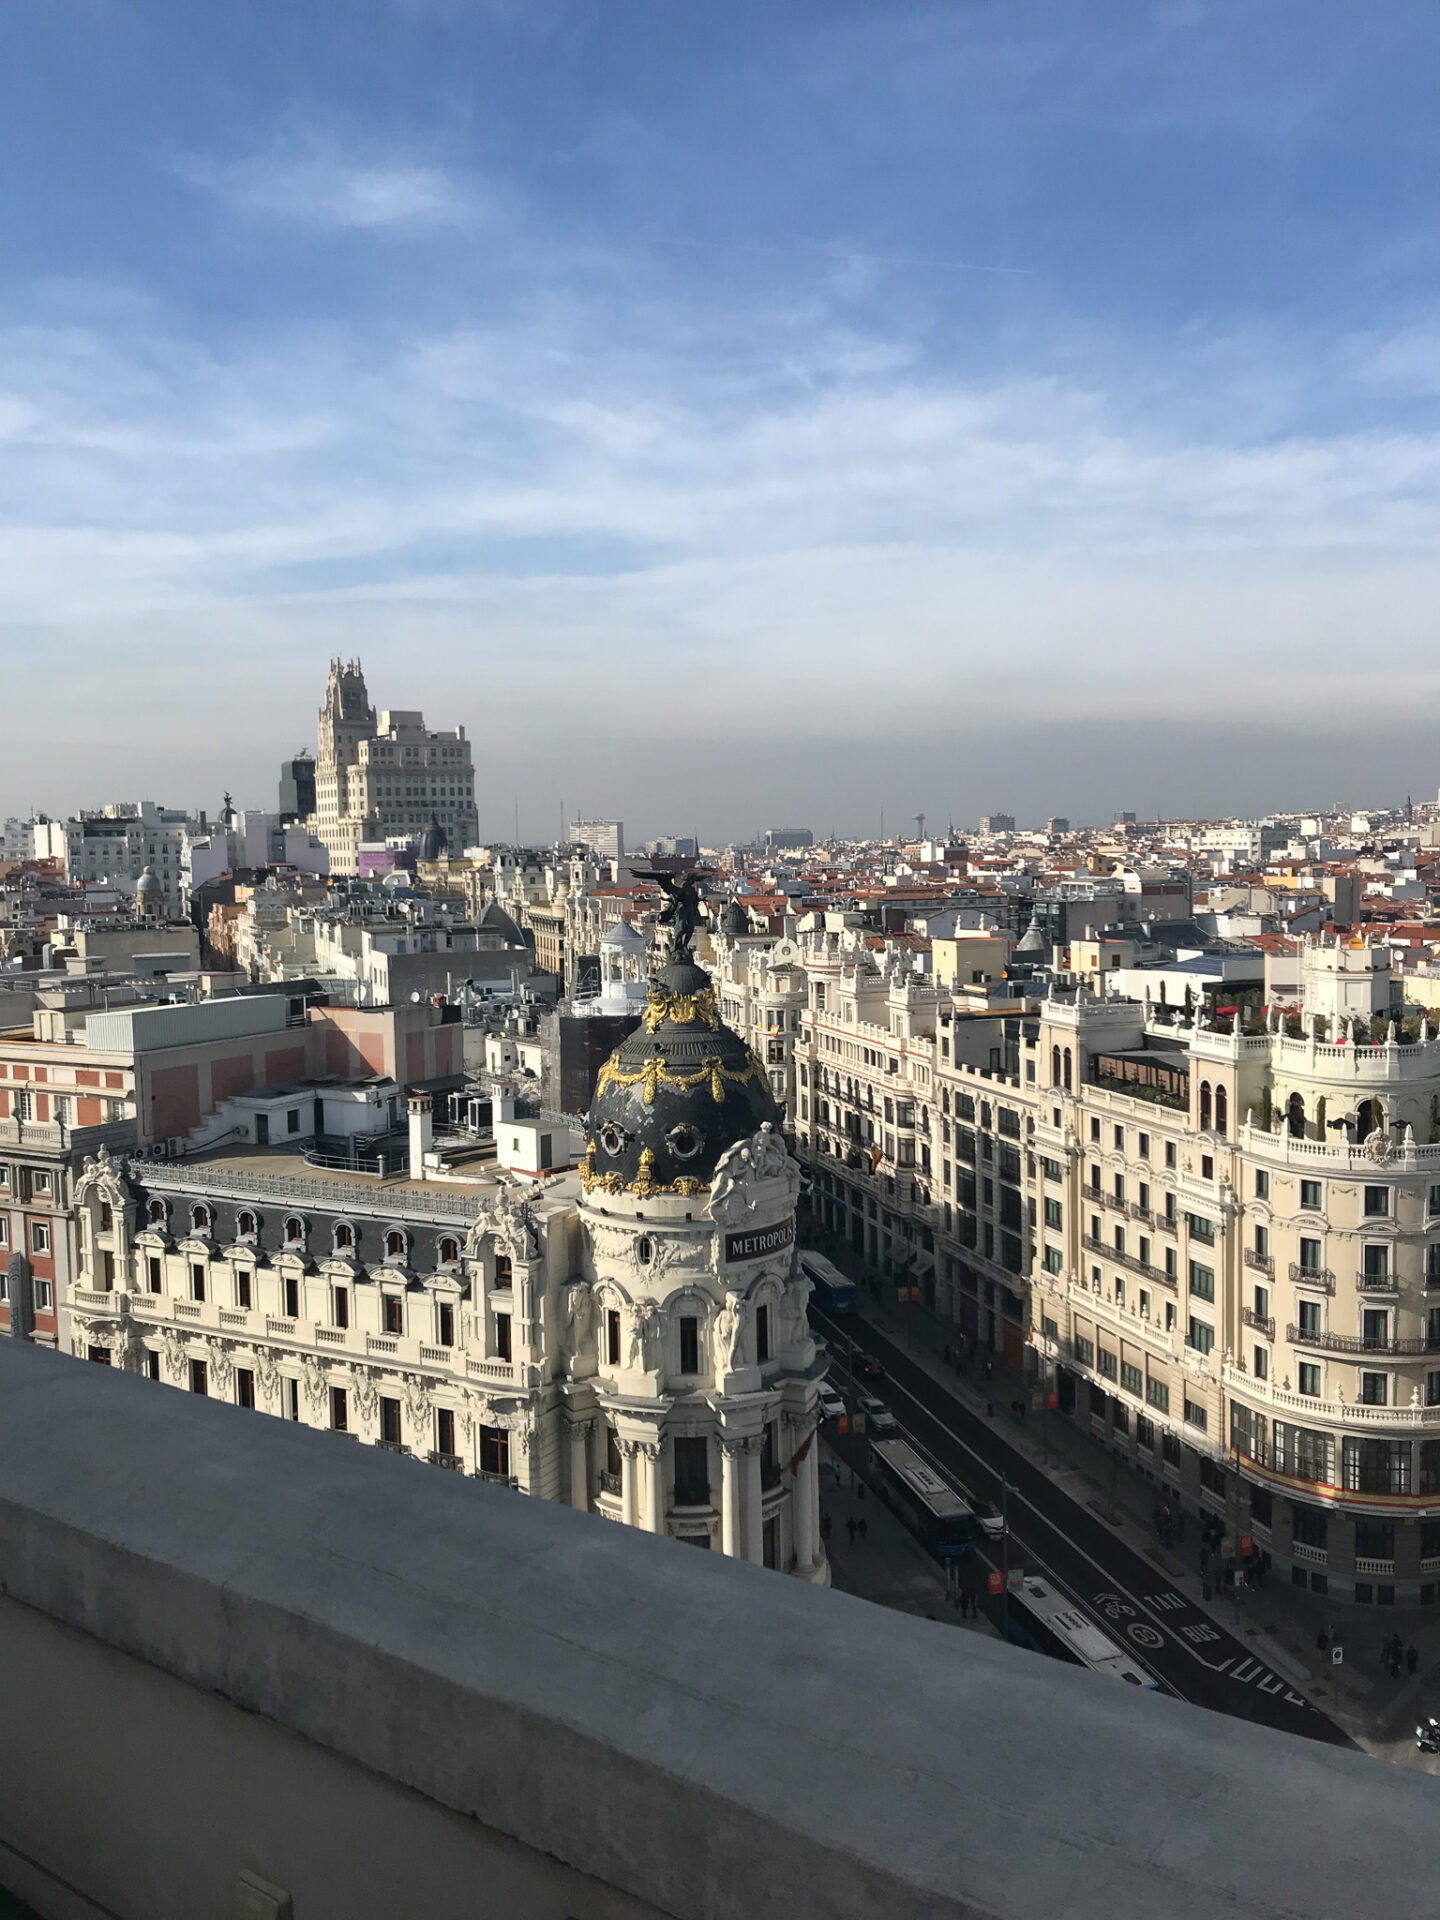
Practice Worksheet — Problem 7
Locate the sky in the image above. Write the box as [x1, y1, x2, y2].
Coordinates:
[3, 0, 1440, 840]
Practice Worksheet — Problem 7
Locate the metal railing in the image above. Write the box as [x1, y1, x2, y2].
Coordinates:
[1357, 1271, 1399, 1294]
[1242, 1308, 1276, 1338]
[1244, 1250, 1274, 1276]
[130, 1157, 485, 1220]
[1287, 1324, 1439, 1357]
[1289, 1264, 1335, 1294]
[428, 1451, 465, 1471]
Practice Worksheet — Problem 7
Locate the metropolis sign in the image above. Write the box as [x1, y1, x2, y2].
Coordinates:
[723, 1218, 795, 1264]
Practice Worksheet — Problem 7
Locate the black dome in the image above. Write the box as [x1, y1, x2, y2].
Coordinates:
[418, 814, 448, 862]
[583, 955, 779, 1200]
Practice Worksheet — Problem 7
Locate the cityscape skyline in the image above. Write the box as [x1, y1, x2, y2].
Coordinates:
[5, 2, 1440, 831]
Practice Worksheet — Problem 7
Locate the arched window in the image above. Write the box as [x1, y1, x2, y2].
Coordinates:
[1052, 1045, 1062, 1086]
[493, 1253, 512, 1288]
[1199, 1082, 1212, 1132]
[191, 1205, 211, 1233]
[237, 1211, 256, 1238]
[284, 1216, 305, 1246]
[1214, 1086, 1228, 1137]
[438, 1236, 459, 1266]
[333, 1222, 353, 1250]
[1063, 1048, 1073, 1092]
[148, 1199, 166, 1225]
[1356, 1098, 1382, 1143]
[385, 1229, 407, 1261]
[1287, 1093, 1306, 1140]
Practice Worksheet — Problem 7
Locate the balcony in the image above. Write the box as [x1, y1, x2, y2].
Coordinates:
[1286, 1324, 1439, 1357]
[1082, 1234, 1177, 1290]
[598, 1468, 622, 1496]
[1127, 1203, 1153, 1224]
[428, 1450, 465, 1471]
[1242, 1308, 1276, 1338]
[1244, 1250, 1274, 1277]
[1289, 1264, 1335, 1294]
[1356, 1271, 1399, 1295]
[1355, 1556, 1396, 1577]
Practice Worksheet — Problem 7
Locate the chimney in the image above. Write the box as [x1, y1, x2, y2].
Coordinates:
[407, 1095, 433, 1178]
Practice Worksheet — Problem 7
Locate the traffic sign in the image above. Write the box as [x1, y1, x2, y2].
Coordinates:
[1332, 1645, 1344, 1666]
[1239, 1532, 1254, 1557]
[852, 1411, 866, 1434]
[836, 1414, 850, 1436]
[1006, 1567, 1024, 1591]
[1046, 1390, 1059, 1410]
[1031, 1391, 1044, 1410]
[987, 1570, 1004, 1596]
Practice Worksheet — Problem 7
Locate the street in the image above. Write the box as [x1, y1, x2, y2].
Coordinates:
[814, 1304, 1355, 1748]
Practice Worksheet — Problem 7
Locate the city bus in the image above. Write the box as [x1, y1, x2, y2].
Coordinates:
[799, 1250, 859, 1314]
[869, 1437, 978, 1562]
[1008, 1577, 1159, 1689]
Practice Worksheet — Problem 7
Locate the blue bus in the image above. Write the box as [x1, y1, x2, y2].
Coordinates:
[799, 1250, 859, 1314]
[869, 1437, 978, 1562]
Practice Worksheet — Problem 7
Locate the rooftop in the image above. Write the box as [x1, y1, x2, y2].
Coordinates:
[0, 1337, 1435, 1920]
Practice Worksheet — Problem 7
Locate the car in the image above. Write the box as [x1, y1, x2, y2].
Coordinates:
[817, 1385, 847, 1422]
[967, 1495, 1006, 1541]
[856, 1392, 898, 1435]
[855, 1354, 886, 1383]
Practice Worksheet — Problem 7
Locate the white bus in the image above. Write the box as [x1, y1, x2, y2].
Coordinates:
[1011, 1577, 1159, 1689]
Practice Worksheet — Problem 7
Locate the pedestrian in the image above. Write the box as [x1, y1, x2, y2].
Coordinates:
[1315, 1628, 1329, 1654]
[944, 1346, 953, 1367]
[846, 1517, 857, 1547]
[1408, 1644, 1420, 1677]
[986, 1401, 995, 1419]
[820, 1511, 832, 1544]
[858, 1517, 868, 1543]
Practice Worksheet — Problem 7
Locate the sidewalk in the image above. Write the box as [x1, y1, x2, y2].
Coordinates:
[850, 1297, 1440, 1763]
[819, 1440, 999, 1643]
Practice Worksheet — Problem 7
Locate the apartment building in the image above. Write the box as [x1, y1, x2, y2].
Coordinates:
[311, 660, 478, 876]
[1031, 939, 1440, 1606]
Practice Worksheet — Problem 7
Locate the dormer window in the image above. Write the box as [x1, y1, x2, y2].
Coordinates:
[386, 1230, 408, 1261]
[493, 1253, 511, 1288]
[191, 1205, 211, 1234]
[237, 1211, 257, 1239]
[333, 1223, 354, 1251]
[439, 1236, 459, 1266]
[284, 1216, 306, 1248]
[148, 1200, 166, 1226]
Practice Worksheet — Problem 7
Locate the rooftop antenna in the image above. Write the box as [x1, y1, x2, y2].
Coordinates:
[915, 811, 926, 843]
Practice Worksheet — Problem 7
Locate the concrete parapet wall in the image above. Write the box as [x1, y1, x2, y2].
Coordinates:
[0, 1339, 1436, 1920]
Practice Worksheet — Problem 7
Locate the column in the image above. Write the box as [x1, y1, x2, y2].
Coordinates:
[567, 1418, 590, 1512]
[745, 1437, 764, 1565]
[793, 1425, 818, 1572]
[721, 1439, 743, 1558]
[621, 1439, 638, 1529]
[644, 1439, 666, 1534]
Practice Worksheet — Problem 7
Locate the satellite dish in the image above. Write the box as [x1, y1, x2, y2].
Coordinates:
[411, 991, 422, 1003]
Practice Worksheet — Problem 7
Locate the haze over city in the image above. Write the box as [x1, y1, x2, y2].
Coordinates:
[5, 1, 1440, 834]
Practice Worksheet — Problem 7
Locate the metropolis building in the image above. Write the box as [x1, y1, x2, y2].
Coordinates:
[62, 926, 825, 1578]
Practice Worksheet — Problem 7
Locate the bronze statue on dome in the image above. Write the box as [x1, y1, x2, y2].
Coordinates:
[635, 868, 710, 960]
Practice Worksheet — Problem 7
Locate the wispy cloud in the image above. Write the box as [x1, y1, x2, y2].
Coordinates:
[179, 139, 477, 231]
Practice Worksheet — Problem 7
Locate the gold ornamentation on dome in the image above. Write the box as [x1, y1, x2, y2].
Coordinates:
[580, 1156, 709, 1201]
[642, 985, 721, 1033]
[594, 1050, 764, 1107]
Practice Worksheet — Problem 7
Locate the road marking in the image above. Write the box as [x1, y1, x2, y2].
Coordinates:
[822, 1312, 1324, 1721]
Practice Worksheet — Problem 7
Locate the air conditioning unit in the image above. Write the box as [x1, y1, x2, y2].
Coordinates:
[151, 1140, 169, 1158]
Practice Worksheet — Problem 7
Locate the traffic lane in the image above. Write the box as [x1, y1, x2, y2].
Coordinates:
[818, 1310, 1353, 1747]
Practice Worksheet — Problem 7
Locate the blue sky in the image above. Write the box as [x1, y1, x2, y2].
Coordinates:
[4, 1, 1440, 836]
